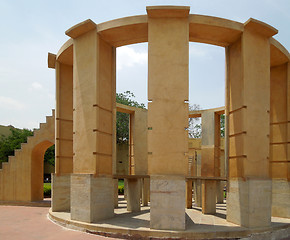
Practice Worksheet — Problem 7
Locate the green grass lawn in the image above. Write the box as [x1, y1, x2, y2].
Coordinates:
[43, 181, 125, 196]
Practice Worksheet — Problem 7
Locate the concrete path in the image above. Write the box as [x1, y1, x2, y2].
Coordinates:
[0, 205, 115, 240]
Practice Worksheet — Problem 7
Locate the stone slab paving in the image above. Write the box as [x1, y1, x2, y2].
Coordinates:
[1, 198, 290, 240]
[49, 198, 290, 239]
[0, 205, 114, 240]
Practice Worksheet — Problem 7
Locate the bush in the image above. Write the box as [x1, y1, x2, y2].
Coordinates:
[118, 185, 124, 195]
[44, 183, 51, 197]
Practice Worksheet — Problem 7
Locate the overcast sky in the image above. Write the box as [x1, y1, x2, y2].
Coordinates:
[0, 0, 289, 129]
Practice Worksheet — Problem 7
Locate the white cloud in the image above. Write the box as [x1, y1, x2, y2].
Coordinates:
[0, 96, 25, 110]
[31, 82, 43, 90]
[117, 46, 147, 70]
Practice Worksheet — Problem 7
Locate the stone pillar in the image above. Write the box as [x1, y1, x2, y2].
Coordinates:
[142, 178, 150, 206]
[147, 6, 189, 230]
[194, 151, 202, 207]
[132, 108, 148, 209]
[114, 179, 118, 208]
[226, 19, 277, 228]
[150, 175, 185, 230]
[186, 180, 193, 208]
[216, 181, 224, 204]
[270, 62, 290, 218]
[127, 178, 141, 212]
[71, 175, 114, 222]
[194, 179, 202, 207]
[186, 152, 194, 209]
[51, 174, 70, 212]
[217, 147, 225, 203]
[67, 19, 115, 222]
[124, 179, 128, 200]
[201, 111, 220, 214]
[133, 109, 148, 176]
[50, 51, 73, 212]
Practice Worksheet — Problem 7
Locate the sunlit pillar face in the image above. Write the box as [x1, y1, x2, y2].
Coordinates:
[147, 6, 189, 176]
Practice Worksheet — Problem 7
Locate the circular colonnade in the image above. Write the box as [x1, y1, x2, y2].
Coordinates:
[48, 5, 290, 239]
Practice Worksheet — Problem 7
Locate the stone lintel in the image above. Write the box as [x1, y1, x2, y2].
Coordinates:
[146, 6, 190, 18]
[244, 18, 278, 37]
[66, 19, 97, 38]
[48, 53, 56, 69]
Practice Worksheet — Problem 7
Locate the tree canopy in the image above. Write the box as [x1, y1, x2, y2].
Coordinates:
[188, 106, 225, 139]
[0, 127, 55, 166]
[0, 128, 33, 166]
[116, 91, 145, 144]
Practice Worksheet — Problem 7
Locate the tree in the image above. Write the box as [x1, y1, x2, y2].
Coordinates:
[0, 127, 55, 167]
[220, 114, 225, 138]
[0, 128, 33, 166]
[44, 145, 55, 166]
[188, 104, 202, 138]
[116, 91, 145, 143]
[188, 106, 225, 138]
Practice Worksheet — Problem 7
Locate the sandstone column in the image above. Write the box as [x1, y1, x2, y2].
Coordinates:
[226, 19, 277, 228]
[127, 108, 148, 211]
[147, 6, 189, 230]
[217, 139, 225, 204]
[270, 62, 290, 218]
[127, 178, 141, 212]
[194, 151, 202, 207]
[186, 180, 193, 208]
[66, 20, 116, 223]
[201, 111, 220, 214]
[48, 53, 73, 212]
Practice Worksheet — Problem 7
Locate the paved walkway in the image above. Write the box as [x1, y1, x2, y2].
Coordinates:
[1, 200, 290, 240]
[0, 205, 115, 240]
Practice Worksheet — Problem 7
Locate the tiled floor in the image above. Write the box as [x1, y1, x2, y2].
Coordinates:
[0, 205, 114, 240]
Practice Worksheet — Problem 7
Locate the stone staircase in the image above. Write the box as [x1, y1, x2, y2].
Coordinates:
[0, 110, 55, 202]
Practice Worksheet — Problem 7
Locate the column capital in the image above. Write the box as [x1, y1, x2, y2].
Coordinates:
[244, 18, 278, 37]
[65, 19, 97, 38]
[146, 5, 190, 18]
[47, 52, 56, 69]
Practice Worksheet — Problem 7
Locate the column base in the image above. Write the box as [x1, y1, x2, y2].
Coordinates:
[272, 179, 290, 218]
[51, 174, 70, 212]
[227, 178, 272, 228]
[202, 180, 216, 214]
[127, 178, 141, 212]
[71, 174, 114, 223]
[150, 175, 185, 230]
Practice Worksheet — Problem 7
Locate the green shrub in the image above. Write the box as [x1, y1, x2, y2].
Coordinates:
[118, 185, 124, 195]
[44, 183, 51, 197]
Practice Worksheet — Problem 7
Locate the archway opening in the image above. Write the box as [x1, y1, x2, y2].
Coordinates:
[31, 140, 54, 201]
[115, 43, 148, 210]
[188, 42, 227, 212]
[43, 145, 55, 198]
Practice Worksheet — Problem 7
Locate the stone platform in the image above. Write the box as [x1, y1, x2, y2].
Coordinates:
[49, 197, 290, 239]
